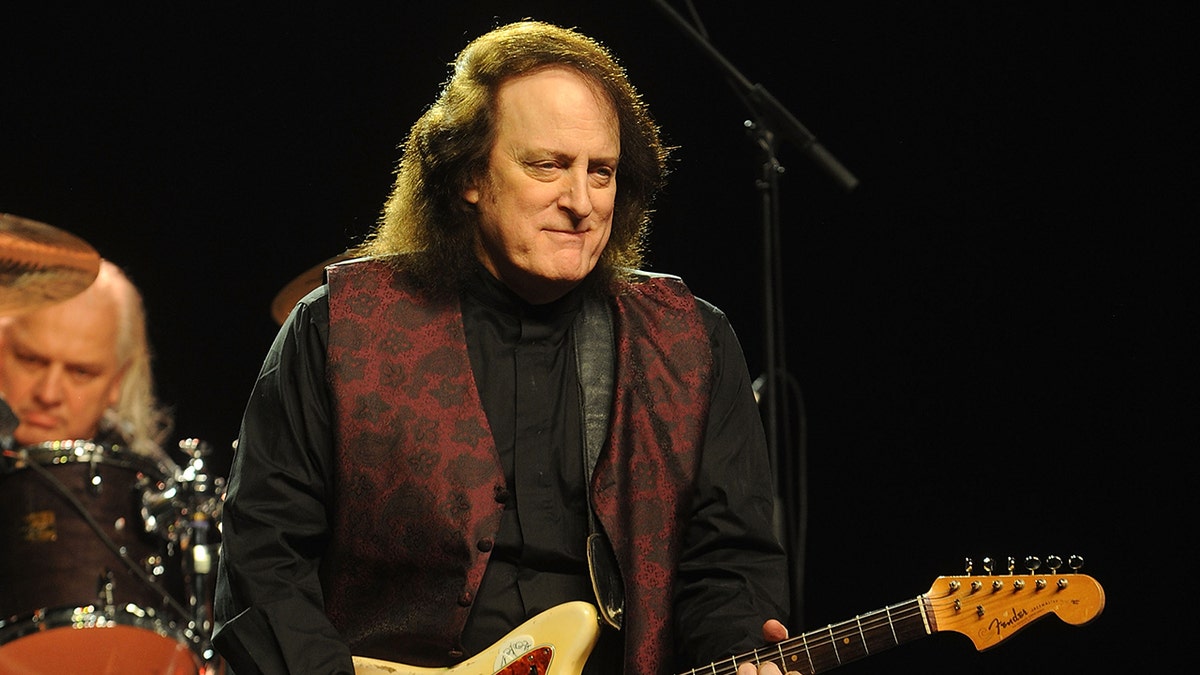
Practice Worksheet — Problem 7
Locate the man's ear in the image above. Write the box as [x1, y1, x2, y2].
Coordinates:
[463, 182, 482, 205]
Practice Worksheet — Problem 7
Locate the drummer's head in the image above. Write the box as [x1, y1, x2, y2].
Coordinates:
[0, 260, 167, 451]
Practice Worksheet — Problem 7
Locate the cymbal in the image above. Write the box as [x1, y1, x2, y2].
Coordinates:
[271, 251, 355, 325]
[0, 213, 101, 316]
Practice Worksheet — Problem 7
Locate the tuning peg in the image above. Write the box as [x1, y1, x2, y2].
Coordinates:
[1046, 554, 1063, 572]
[1069, 555, 1085, 571]
[1025, 555, 1041, 573]
[964, 557, 974, 574]
[1007, 556, 1016, 574]
[982, 557, 995, 575]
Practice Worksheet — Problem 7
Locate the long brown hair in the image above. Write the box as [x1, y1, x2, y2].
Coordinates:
[358, 20, 670, 293]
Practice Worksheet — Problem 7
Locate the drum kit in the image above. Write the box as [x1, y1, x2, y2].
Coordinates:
[0, 214, 227, 674]
[0, 213, 346, 673]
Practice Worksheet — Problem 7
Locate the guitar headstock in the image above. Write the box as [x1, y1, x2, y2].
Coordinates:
[925, 555, 1105, 651]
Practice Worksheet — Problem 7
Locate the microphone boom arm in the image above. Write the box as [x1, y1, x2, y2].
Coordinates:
[648, 0, 858, 191]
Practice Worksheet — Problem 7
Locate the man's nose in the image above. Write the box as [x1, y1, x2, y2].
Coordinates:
[33, 367, 65, 405]
[558, 169, 594, 220]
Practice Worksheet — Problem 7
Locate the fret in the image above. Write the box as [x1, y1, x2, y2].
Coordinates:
[774, 642, 791, 674]
[829, 617, 870, 664]
[787, 597, 930, 673]
[885, 604, 898, 644]
[801, 631, 815, 674]
[893, 597, 933, 645]
[798, 624, 841, 672]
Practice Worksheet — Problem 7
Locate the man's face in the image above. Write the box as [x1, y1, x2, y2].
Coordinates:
[0, 293, 125, 446]
[465, 66, 620, 304]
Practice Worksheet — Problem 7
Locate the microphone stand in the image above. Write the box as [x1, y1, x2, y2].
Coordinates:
[648, 1, 859, 192]
[649, 0, 858, 631]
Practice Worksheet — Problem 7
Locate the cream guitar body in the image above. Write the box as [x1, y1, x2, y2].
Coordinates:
[353, 601, 600, 675]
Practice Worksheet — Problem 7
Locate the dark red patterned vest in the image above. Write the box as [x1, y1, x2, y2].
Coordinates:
[324, 257, 712, 674]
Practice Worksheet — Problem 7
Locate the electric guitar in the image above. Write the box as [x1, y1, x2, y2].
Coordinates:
[353, 569, 1105, 675]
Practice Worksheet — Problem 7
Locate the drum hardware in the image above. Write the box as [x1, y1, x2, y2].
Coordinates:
[99, 570, 119, 615]
[140, 437, 227, 667]
[86, 448, 106, 496]
[0, 397, 16, 451]
[1, 439, 212, 673]
[1, 434, 229, 671]
[9, 445, 194, 622]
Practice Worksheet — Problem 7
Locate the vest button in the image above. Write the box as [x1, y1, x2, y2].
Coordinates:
[457, 591, 473, 607]
[493, 486, 510, 504]
[448, 649, 464, 659]
[477, 537, 494, 552]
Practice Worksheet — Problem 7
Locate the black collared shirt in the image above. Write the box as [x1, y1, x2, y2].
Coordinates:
[458, 268, 595, 654]
[214, 268, 788, 673]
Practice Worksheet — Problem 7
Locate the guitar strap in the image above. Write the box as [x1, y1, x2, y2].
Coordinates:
[574, 295, 625, 630]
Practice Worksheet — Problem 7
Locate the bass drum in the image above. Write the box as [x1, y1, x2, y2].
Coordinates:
[0, 440, 205, 674]
[0, 605, 205, 675]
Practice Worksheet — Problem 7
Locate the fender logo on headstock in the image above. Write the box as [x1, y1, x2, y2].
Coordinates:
[933, 557, 1105, 652]
[987, 606, 1030, 636]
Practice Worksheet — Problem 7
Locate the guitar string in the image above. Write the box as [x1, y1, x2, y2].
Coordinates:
[679, 599, 928, 675]
[774, 604, 923, 673]
[678, 577, 1083, 675]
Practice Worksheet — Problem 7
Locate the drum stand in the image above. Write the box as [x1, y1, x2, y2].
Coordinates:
[143, 438, 227, 672]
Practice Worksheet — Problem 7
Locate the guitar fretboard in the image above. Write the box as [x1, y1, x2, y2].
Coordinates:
[680, 596, 931, 675]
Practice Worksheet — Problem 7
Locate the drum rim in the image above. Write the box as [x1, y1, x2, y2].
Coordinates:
[4, 439, 171, 479]
[0, 602, 195, 647]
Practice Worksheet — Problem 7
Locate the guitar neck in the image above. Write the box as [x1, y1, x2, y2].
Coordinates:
[681, 571, 1105, 675]
[354, 572, 1102, 675]
[680, 596, 930, 675]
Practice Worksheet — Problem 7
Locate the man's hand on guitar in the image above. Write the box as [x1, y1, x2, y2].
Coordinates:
[735, 619, 799, 675]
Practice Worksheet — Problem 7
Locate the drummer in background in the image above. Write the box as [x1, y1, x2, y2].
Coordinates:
[0, 259, 173, 460]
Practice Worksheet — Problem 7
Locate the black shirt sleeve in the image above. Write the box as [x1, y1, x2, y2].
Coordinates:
[672, 298, 792, 667]
[212, 287, 353, 674]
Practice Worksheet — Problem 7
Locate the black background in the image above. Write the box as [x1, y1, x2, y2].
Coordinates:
[3, 2, 1193, 672]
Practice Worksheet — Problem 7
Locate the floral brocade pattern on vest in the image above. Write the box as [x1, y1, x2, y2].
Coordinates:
[602, 275, 713, 675]
[325, 257, 713, 673]
[325, 259, 505, 666]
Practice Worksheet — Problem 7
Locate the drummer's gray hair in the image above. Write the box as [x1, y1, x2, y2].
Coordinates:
[97, 261, 174, 459]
